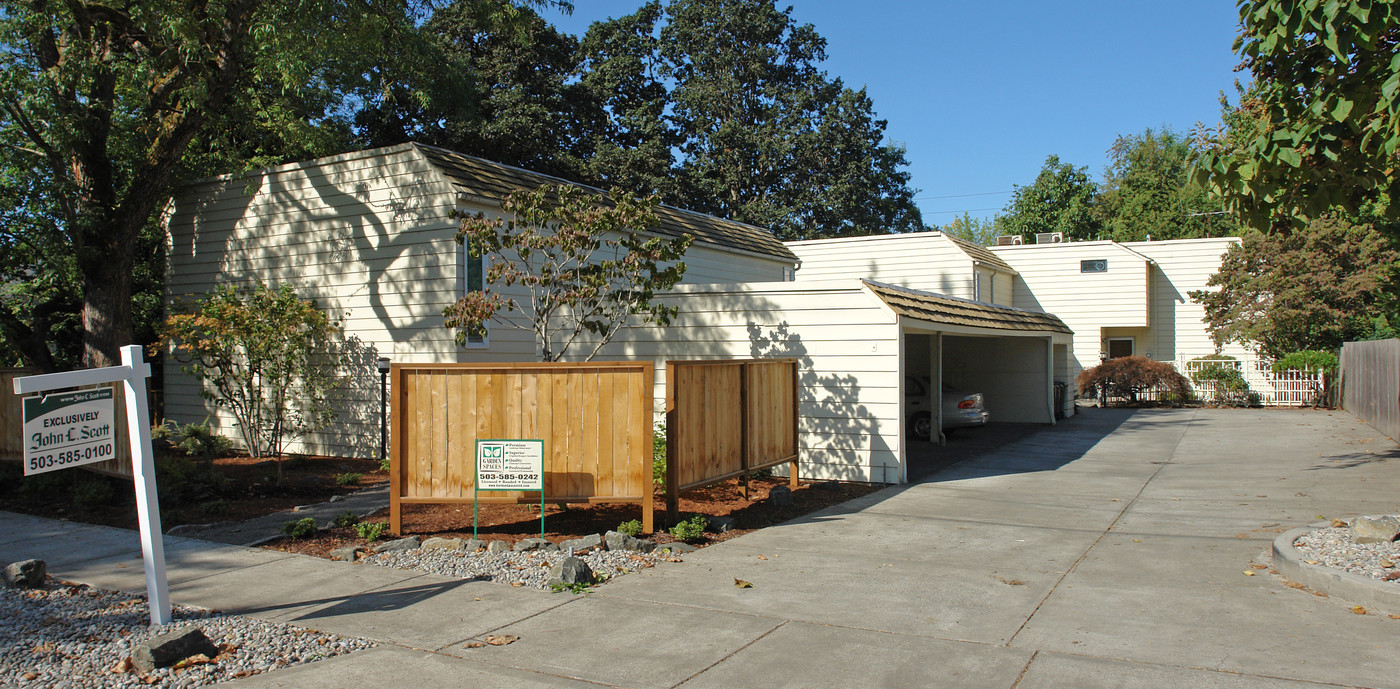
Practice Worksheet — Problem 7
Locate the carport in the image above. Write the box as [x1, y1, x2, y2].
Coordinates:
[861, 281, 1074, 477]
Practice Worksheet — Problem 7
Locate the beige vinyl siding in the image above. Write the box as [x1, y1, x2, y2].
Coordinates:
[991, 241, 1152, 383]
[787, 232, 976, 299]
[588, 281, 903, 484]
[1124, 238, 1251, 362]
[675, 243, 791, 283]
[992, 271, 1014, 307]
[165, 147, 471, 458]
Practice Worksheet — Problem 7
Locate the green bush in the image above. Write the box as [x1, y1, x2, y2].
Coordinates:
[617, 519, 643, 536]
[199, 499, 229, 516]
[333, 510, 361, 528]
[669, 514, 708, 542]
[284, 453, 311, 470]
[1190, 362, 1251, 406]
[335, 472, 364, 487]
[73, 478, 117, 511]
[282, 517, 318, 539]
[653, 422, 667, 485]
[155, 453, 229, 504]
[378, 457, 391, 473]
[152, 420, 234, 463]
[354, 521, 387, 541]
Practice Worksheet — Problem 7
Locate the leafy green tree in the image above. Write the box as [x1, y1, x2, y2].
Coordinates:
[1191, 1, 1400, 230]
[580, 0, 922, 240]
[158, 283, 342, 476]
[0, 0, 429, 369]
[1098, 127, 1238, 242]
[444, 184, 693, 361]
[995, 155, 1102, 241]
[940, 212, 999, 247]
[1190, 216, 1399, 358]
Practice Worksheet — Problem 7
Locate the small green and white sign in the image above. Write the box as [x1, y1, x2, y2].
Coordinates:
[475, 439, 544, 491]
[22, 388, 116, 476]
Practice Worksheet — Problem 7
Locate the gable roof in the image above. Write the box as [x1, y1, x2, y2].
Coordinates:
[411, 143, 797, 263]
[862, 280, 1072, 334]
[941, 233, 1017, 273]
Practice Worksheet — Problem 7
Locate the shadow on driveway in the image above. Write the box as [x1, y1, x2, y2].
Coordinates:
[908, 407, 1139, 483]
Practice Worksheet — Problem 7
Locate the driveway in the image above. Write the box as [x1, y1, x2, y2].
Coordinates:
[5, 407, 1399, 688]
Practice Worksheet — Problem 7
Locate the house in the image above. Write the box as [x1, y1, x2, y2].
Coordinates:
[163, 143, 799, 459]
[164, 146, 1073, 484]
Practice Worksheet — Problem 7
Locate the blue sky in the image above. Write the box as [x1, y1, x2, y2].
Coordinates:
[543, 1, 1246, 225]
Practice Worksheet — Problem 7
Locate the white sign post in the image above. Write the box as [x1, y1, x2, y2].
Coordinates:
[474, 439, 544, 539]
[13, 345, 170, 626]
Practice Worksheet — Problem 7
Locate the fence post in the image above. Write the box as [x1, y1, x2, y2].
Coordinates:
[642, 363, 654, 534]
[388, 364, 402, 536]
[789, 360, 799, 488]
[665, 362, 679, 526]
[739, 363, 750, 500]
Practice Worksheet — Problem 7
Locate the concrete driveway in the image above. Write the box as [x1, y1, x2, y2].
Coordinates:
[6, 407, 1399, 688]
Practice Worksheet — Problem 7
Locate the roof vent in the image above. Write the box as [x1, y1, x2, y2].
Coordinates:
[1035, 232, 1064, 244]
[995, 235, 1023, 246]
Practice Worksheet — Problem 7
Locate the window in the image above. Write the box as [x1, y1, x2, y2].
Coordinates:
[1107, 337, 1134, 359]
[1081, 259, 1108, 273]
[462, 243, 487, 346]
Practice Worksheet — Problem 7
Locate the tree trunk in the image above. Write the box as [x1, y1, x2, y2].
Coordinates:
[79, 231, 136, 369]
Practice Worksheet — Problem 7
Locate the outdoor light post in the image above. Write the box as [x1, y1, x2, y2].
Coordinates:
[377, 357, 391, 463]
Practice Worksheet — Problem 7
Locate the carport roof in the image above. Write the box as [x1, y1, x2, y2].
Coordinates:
[863, 280, 1072, 334]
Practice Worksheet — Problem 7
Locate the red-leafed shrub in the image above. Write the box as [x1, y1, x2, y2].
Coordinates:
[1077, 356, 1191, 406]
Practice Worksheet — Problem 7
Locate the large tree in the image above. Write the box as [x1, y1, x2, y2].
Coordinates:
[1191, 0, 1400, 230]
[994, 155, 1102, 242]
[580, 0, 924, 240]
[0, 0, 431, 370]
[1098, 127, 1239, 242]
[1190, 216, 1399, 358]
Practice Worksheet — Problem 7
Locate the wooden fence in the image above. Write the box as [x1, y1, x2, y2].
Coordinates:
[2, 369, 132, 477]
[1340, 338, 1400, 442]
[665, 359, 799, 521]
[388, 362, 654, 534]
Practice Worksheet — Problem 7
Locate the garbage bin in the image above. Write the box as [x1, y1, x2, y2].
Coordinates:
[1053, 381, 1067, 420]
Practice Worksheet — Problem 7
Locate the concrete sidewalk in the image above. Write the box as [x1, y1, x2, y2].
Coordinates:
[5, 407, 1399, 688]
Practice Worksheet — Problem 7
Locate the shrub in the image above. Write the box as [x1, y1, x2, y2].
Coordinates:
[152, 420, 234, 463]
[284, 453, 311, 470]
[669, 514, 708, 542]
[354, 521, 387, 541]
[378, 457, 391, 473]
[1190, 363, 1251, 406]
[333, 510, 361, 528]
[335, 472, 363, 487]
[617, 519, 644, 536]
[1077, 356, 1191, 406]
[199, 499, 229, 516]
[154, 453, 229, 504]
[73, 478, 117, 511]
[652, 422, 667, 485]
[282, 517, 318, 539]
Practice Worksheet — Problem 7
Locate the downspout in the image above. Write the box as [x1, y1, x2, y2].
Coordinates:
[937, 332, 947, 446]
[1046, 335, 1057, 425]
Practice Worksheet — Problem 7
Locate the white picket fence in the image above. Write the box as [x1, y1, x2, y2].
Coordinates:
[1174, 357, 1325, 406]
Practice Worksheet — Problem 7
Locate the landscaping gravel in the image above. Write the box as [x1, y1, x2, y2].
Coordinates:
[1293, 518, 1400, 583]
[364, 545, 674, 589]
[0, 580, 373, 688]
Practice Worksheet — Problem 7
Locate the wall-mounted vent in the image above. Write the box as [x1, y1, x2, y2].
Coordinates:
[1035, 232, 1064, 244]
[995, 235, 1023, 246]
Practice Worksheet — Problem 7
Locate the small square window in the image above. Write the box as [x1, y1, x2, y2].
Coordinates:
[1081, 259, 1108, 273]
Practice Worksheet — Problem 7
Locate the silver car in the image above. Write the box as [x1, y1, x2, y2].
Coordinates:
[906, 376, 989, 441]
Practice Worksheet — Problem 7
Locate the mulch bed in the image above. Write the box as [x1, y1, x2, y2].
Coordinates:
[265, 477, 884, 558]
[0, 454, 387, 530]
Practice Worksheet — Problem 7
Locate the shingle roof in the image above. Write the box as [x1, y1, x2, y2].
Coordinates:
[412, 143, 797, 263]
[862, 280, 1072, 334]
[942, 233, 1017, 273]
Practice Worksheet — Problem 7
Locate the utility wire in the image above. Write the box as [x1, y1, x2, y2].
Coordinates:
[920, 207, 1003, 215]
[914, 190, 1013, 201]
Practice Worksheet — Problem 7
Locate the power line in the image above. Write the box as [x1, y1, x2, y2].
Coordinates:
[914, 190, 1013, 201]
[921, 207, 1003, 215]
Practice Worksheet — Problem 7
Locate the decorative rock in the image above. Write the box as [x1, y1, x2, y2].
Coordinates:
[559, 534, 603, 553]
[545, 557, 594, 587]
[653, 542, 697, 554]
[3, 559, 46, 588]
[604, 530, 655, 553]
[328, 546, 362, 562]
[463, 539, 487, 552]
[372, 536, 421, 554]
[769, 485, 794, 507]
[513, 538, 557, 552]
[487, 540, 511, 553]
[706, 515, 736, 533]
[422, 537, 465, 552]
[132, 627, 219, 672]
[1352, 516, 1400, 544]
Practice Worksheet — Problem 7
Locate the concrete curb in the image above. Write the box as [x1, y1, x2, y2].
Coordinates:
[1272, 526, 1400, 615]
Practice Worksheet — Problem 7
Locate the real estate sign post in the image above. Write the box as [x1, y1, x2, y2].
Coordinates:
[474, 439, 544, 539]
[13, 345, 169, 625]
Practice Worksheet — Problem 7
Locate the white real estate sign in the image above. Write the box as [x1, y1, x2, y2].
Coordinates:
[22, 388, 117, 475]
[475, 439, 544, 491]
